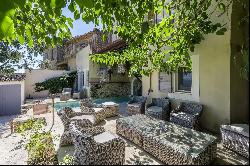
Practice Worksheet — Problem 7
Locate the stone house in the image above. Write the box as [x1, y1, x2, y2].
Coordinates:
[43, 29, 130, 97]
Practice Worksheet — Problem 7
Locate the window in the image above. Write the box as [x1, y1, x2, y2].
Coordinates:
[177, 69, 192, 92]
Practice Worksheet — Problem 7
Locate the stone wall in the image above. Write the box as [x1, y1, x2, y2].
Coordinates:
[90, 82, 130, 98]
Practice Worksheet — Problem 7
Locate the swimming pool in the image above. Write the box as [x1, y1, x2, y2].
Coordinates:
[54, 96, 130, 111]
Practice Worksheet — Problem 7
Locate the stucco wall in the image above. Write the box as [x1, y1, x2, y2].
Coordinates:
[68, 57, 77, 71]
[142, 33, 231, 133]
[89, 60, 100, 83]
[142, 54, 200, 104]
[141, 2, 233, 133]
[25, 69, 68, 99]
[197, 31, 231, 133]
[76, 45, 91, 72]
[0, 81, 25, 104]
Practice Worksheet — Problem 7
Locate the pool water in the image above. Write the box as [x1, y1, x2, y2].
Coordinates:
[92, 96, 130, 105]
[54, 96, 130, 111]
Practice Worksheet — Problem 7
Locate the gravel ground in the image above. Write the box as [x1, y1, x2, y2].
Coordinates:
[0, 102, 248, 165]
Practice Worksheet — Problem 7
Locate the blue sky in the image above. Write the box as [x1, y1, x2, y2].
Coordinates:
[17, 7, 101, 73]
[62, 7, 102, 37]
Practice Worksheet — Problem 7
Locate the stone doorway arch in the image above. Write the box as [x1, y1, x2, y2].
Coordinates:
[131, 77, 142, 96]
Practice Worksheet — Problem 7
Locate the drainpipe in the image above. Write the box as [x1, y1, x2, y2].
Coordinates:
[148, 73, 153, 95]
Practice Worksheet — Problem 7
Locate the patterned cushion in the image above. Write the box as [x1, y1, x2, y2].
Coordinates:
[221, 124, 249, 137]
[71, 115, 96, 125]
[171, 112, 194, 123]
[147, 106, 162, 113]
[180, 102, 202, 115]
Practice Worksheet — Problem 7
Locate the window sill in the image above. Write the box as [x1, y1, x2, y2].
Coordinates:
[175, 91, 191, 94]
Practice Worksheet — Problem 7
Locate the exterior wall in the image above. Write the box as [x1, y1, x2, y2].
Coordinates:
[142, 54, 200, 104]
[0, 81, 25, 104]
[198, 31, 231, 133]
[142, 2, 233, 133]
[25, 69, 68, 99]
[76, 45, 91, 72]
[67, 57, 77, 71]
[89, 60, 101, 83]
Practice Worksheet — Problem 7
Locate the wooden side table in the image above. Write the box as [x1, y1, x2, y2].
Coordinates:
[33, 103, 48, 115]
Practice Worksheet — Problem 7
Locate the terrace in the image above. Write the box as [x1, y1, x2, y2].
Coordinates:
[0, 97, 248, 165]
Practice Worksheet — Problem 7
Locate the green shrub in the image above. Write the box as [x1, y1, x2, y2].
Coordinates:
[59, 155, 75, 165]
[26, 131, 58, 165]
[17, 118, 57, 165]
[34, 71, 77, 94]
[16, 118, 46, 134]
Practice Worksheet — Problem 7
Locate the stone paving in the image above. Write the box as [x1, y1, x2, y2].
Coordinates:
[0, 101, 248, 165]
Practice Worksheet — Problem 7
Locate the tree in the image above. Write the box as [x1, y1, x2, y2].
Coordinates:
[0, 40, 44, 74]
[0, 0, 248, 79]
[0, 41, 22, 73]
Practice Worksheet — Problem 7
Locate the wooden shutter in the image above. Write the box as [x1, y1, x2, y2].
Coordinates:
[159, 72, 172, 93]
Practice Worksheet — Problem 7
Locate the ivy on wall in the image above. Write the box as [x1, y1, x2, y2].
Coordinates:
[34, 71, 77, 94]
[90, 82, 130, 98]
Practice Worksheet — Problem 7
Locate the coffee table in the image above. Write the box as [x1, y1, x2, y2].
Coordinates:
[116, 114, 217, 165]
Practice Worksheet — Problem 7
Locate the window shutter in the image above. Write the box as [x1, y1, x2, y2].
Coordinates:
[159, 72, 172, 93]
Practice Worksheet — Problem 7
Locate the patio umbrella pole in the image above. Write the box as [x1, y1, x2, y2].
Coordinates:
[49, 94, 55, 131]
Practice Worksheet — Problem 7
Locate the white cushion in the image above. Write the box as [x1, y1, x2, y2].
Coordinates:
[128, 103, 141, 108]
[94, 131, 118, 143]
[93, 107, 104, 113]
[147, 106, 162, 113]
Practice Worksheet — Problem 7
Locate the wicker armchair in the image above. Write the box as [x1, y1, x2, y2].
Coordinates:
[60, 88, 72, 101]
[80, 98, 106, 124]
[57, 107, 96, 146]
[70, 120, 125, 165]
[145, 98, 170, 120]
[170, 101, 203, 130]
[127, 96, 147, 115]
[220, 124, 249, 158]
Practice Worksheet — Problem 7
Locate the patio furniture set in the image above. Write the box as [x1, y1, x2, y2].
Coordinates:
[57, 95, 249, 165]
[116, 114, 217, 165]
[127, 96, 203, 130]
[57, 99, 125, 165]
[126, 96, 249, 160]
[60, 87, 88, 100]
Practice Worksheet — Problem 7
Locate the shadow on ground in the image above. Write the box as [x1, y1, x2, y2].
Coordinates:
[57, 102, 248, 165]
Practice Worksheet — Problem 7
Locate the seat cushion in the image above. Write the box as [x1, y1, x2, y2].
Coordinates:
[71, 115, 96, 125]
[93, 107, 105, 113]
[171, 112, 194, 122]
[221, 124, 249, 137]
[94, 131, 118, 143]
[128, 103, 141, 108]
[147, 106, 162, 113]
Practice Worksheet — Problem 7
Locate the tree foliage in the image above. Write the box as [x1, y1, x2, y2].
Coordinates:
[0, 0, 248, 78]
[0, 40, 44, 74]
